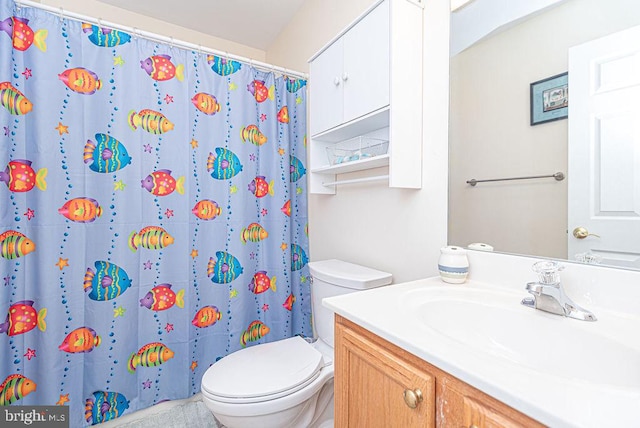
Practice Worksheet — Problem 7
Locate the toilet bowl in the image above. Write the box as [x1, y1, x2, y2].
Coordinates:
[201, 259, 392, 428]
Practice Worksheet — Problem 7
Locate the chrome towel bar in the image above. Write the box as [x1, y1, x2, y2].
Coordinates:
[466, 172, 565, 186]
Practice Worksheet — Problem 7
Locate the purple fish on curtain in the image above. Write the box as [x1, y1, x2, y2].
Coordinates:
[0, 0, 310, 425]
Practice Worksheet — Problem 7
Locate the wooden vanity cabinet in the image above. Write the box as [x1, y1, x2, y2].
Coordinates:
[335, 315, 545, 428]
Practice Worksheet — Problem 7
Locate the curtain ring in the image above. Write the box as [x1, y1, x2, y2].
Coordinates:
[59, 7, 64, 22]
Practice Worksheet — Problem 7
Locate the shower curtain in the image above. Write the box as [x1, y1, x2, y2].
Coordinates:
[0, 0, 310, 425]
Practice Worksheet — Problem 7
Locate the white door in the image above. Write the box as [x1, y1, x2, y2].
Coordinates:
[568, 25, 640, 268]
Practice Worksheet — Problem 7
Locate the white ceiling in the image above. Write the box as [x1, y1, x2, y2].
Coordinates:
[96, 0, 308, 51]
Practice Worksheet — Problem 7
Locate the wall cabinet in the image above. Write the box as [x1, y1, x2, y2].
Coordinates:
[335, 315, 545, 428]
[308, 0, 423, 194]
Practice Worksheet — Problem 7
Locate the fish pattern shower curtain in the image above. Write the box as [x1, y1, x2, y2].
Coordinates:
[0, 0, 310, 425]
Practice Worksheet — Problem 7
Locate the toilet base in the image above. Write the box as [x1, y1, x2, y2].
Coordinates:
[204, 379, 334, 428]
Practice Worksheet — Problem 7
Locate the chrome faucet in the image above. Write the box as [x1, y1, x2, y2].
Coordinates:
[521, 261, 597, 321]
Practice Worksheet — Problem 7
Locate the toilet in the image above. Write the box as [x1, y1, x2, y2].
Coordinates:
[201, 259, 392, 428]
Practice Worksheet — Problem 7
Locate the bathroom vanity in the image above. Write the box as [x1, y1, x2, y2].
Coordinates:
[324, 250, 640, 427]
[335, 315, 542, 427]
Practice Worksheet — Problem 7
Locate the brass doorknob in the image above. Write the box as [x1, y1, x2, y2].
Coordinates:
[572, 227, 600, 239]
[403, 388, 423, 408]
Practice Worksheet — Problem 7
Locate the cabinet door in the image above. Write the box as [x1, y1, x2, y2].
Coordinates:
[439, 377, 545, 428]
[343, 0, 390, 124]
[309, 37, 345, 136]
[335, 319, 435, 428]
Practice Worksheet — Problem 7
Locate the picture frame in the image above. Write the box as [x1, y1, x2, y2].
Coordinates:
[530, 72, 568, 126]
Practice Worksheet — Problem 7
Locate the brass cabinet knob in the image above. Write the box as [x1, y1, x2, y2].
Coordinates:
[403, 388, 423, 409]
[572, 227, 600, 239]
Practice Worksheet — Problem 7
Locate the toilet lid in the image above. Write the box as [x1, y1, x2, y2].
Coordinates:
[202, 336, 323, 403]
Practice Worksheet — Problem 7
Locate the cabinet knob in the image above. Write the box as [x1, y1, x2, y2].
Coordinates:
[342, 72, 349, 81]
[403, 388, 423, 409]
[333, 77, 341, 86]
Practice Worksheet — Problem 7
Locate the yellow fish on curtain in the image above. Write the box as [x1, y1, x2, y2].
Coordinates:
[0, 0, 310, 425]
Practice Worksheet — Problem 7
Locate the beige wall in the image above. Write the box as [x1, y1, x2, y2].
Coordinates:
[40, 0, 266, 60]
[268, 0, 450, 283]
[449, 0, 640, 259]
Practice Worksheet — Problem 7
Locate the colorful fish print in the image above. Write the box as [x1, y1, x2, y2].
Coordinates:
[140, 284, 185, 311]
[84, 261, 133, 301]
[0, 159, 47, 192]
[207, 55, 241, 76]
[128, 109, 174, 134]
[191, 92, 220, 115]
[0, 374, 36, 406]
[248, 176, 274, 198]
[59, 326, 101, 353]
[0, 16, 47, 52]
[58, 197, 102, 223]
[283, 294, 296, 311]
[247, 80, 274, 103]
[249, 271, 276, 295]
[207, 148, 243, 180]
[85, 391, 129, 425]
[240, 223, 268, 244]
[140, 54, 184, 82]
[241, 320, 270, 347]
[207, 251, 243, 284]
[0, 82, 33, 115]
[141, 170, 185, 196]
[240, 125, 267, 146]
[128, 226, 174, 252]
[127, 342, 175, 373]
[58, 67, 102, 95]
[285, 77, 307, 93]
[0, 300, 46, 336]
[291, 244, 308, 271]
[290, 156, 306, 182]
[277, 106, 289, 123]
[281, 200, 291, 217]
[84, 134, 132, 173]
[191, 306, 222, 328]
[82, 23, 131, 47]
[192, 199, 221, 221]
[0, 230, 35, 259]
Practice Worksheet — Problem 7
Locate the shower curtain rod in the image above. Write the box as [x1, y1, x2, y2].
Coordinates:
[13, 0, 308, 80]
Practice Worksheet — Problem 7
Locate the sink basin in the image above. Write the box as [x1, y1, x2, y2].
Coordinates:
[401, 286, 640, 388]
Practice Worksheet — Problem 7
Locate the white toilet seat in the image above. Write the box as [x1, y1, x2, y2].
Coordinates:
[202, 336, 324, 404]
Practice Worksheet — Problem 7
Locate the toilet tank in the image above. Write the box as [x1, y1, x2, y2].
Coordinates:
[309, 259, 392, 348]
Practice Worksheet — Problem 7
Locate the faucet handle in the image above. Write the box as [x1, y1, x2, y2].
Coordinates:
[532, 260, 564, 285]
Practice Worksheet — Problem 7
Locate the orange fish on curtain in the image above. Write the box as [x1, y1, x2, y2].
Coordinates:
[0, 16, 47, 51]
[58, 67, 102, 94]
[59, 326, 102, 353]
[58, 197, 103, 223]
[0, 82, 33, 115]
[0, 374, 37, 405]
[191, 92, 221, 115]
[0, 230, 36, 259]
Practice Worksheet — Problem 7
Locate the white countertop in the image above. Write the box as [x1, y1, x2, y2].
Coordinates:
[323, 276, 640, 428]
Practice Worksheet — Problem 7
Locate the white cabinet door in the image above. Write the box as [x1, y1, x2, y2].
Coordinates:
[309, 37, 344, 136]
[343, 0, 390, 124]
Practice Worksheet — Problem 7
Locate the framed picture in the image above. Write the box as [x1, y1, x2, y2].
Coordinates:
[530, 72, 568, 126]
